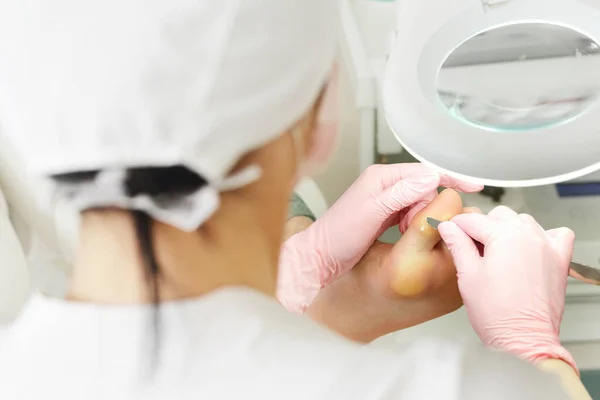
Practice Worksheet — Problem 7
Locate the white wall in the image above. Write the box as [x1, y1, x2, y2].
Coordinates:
[313, 62, 364, 205]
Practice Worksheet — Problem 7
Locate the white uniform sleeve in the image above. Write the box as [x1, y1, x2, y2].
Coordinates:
[0, 189, 31, 322]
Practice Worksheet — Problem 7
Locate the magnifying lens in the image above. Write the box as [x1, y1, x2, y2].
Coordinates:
[383, 0, 600, 187]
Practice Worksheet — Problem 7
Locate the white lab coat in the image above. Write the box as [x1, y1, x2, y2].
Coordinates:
[0, 189, 31, 323]
[0, 287, 569, 399]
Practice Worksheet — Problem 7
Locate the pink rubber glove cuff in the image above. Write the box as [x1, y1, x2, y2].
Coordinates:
[502, 343, 579, 377]
[277, 229, 332, 314]
[484, 323, 578, 374]
[532, 345, 579, 377]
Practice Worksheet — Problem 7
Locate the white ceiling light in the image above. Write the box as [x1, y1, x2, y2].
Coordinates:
[383, 0, 600, 187]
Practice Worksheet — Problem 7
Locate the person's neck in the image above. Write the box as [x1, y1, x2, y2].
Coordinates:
[67, 197, 280, 304]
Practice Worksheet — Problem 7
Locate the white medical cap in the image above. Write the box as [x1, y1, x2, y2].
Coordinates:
[0, 0, 338, 184]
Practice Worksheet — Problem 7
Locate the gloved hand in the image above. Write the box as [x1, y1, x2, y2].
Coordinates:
[438, 206, 579, 374]
[277, 163, 482, 313]
[306, 189, 477, 342]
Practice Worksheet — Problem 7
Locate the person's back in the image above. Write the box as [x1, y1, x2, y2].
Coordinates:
[0, 287, 568, 400]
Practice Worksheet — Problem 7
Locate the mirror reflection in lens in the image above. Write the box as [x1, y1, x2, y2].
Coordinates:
[436, 22, 600, 131]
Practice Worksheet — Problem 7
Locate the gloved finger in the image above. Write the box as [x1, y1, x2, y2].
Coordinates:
[462, 207, 485, 255]
[398, 190, 437, 233]
[370, 163, 481, 192]
[401, 188, 480, 228]
[438, 174, 484, 193]
[546, 227, 576, 266]
[487, 205, 519, 221]
[450, 213, 498, 245]
[371, 163, 437, 189]
[375, 173, 440, 217]
[438, 221, 481, 276]
[518, 213, 545, 234]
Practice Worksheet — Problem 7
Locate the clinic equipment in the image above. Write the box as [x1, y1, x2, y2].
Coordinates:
[339, 0, 600, 351]
[427, 217, 600, 285]
[382, 0, 600, 187]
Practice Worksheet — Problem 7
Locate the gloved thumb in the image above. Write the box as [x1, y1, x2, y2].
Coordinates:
[376, 173, 440, 214]
[438, 221, 480, 276]
[547, 227, 576, 265]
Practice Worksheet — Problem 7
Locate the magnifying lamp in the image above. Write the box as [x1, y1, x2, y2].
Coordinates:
[383, 0, 600, 187]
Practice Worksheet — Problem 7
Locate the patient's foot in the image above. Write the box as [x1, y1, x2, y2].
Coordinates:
[306, 189, 468, 342]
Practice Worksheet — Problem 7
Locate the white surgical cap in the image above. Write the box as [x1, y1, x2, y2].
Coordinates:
[0, 0, 338, 183]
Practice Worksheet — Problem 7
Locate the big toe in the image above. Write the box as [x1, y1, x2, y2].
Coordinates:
[388, 189, 463, 296]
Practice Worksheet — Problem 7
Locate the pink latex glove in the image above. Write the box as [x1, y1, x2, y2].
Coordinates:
[277, 163, 482, 313]
[438, 206, 579, 374]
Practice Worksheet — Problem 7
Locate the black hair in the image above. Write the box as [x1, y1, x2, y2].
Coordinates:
[53, 165, 208, 370]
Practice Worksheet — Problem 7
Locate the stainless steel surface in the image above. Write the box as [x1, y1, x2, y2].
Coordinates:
[570, 262, 600, 285]
[426, 217, 600, 285]
[426, 217, 441, 230]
